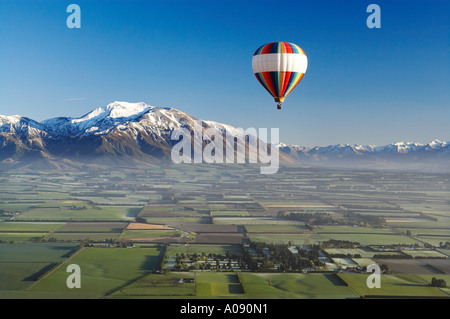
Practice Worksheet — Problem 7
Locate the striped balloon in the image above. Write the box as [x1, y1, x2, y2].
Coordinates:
[252, 42, 307, 109]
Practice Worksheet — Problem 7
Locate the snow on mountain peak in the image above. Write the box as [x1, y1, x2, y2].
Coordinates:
[72, 101, 154, 124]
[0, 115, 23, 125]
[105, 101, 153, 118]
[429, 139, 444, 146]
[0, 114, 46, 135]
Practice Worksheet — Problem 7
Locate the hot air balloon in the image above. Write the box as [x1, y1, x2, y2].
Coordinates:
[252, 42, 307, 109]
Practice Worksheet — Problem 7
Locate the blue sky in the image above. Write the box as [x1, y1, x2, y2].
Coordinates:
[0, 0, 448, 146]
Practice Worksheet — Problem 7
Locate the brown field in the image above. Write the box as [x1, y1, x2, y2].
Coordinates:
[126, 223, 169, 230]
[121, 237, 191, 243]
[263, 204, 334, 208]
[246, 230, 314, 234]
[172, 224, 241, 233]
[195, 233, 246, 244]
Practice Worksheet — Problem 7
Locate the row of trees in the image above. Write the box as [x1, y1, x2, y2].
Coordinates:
[277, 211, 333, 225]
[320, 239, 360, 249]
[277, 210, 386, 227]
[343, 211, 386, 227]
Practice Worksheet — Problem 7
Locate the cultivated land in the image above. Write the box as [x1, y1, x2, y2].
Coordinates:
[0, 164, 449, 299]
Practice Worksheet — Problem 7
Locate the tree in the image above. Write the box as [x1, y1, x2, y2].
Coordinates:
[135, 217, 147, 223]
[380, 264, 389, 273]
[431, 277, 447, 288]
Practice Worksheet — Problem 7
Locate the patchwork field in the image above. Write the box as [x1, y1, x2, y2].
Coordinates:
[0, 166, 449, 299]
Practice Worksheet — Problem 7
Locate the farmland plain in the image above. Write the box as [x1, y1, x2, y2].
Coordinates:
[0, 164, 448, 299]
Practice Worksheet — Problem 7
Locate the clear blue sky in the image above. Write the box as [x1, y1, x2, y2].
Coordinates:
[0, 0, 448, 146]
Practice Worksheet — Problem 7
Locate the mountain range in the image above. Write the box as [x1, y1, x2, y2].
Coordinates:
[277, 140, 449, 171]
[0, 101, 448, 172]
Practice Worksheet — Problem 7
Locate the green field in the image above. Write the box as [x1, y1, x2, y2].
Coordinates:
[245, 224, 309, 232]
[352, 258, 377, 267]
[31, 247, 164, 298]
[339, 273, 449, 297]
[58, 222, 128, 233]
[0, 222, 65, 232]
[239, 273, 357, 299]
[248, 233, 325, 245]
[0, 221, 66, 243]
[0, 243, 80, 296]
[111, 272, 196, 298]
[0, 262, 56, 290]
[249, 232, 422, 246]
[211, 211, 250, 217]
[44, 232, 123, 241]
[316, 226, 397, 234]
[15, 204, 141, 221]
[196, 273, 244, 297]
[0, 233, 48, 243]
[400, 250, 448, 259]
[413, 236, 450, 247]
[214, 217, 301, 225]
[0, 243, 79, 262]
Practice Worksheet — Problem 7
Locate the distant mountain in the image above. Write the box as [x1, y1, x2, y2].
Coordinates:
[0, 101, 448, 172]
[277, 140, 449, 156]
[276, 140, 450, 171]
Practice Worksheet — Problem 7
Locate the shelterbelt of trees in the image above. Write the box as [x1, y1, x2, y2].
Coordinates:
[277, 211, 386, 227]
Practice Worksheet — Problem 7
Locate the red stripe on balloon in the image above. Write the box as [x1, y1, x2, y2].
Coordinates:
[279, 71, 292, 97]
[260, 72, 277, 97]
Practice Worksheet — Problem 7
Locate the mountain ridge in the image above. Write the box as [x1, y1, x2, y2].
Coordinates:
[276, 139, 449, 155]
[0, 101, 448, 172]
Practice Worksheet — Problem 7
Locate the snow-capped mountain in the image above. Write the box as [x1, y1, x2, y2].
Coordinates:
[0, 115, 46, 136]
[277, 140, 449, 156]
[0, 101, 448, 171]
[1, 102, 173, 137]
[277, 140, 450, 171]
[0, 101, 285, 170]
[1, 101, 249, 139]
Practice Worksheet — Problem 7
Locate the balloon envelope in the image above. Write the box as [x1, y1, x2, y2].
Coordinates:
[252, 42, 307, 107]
